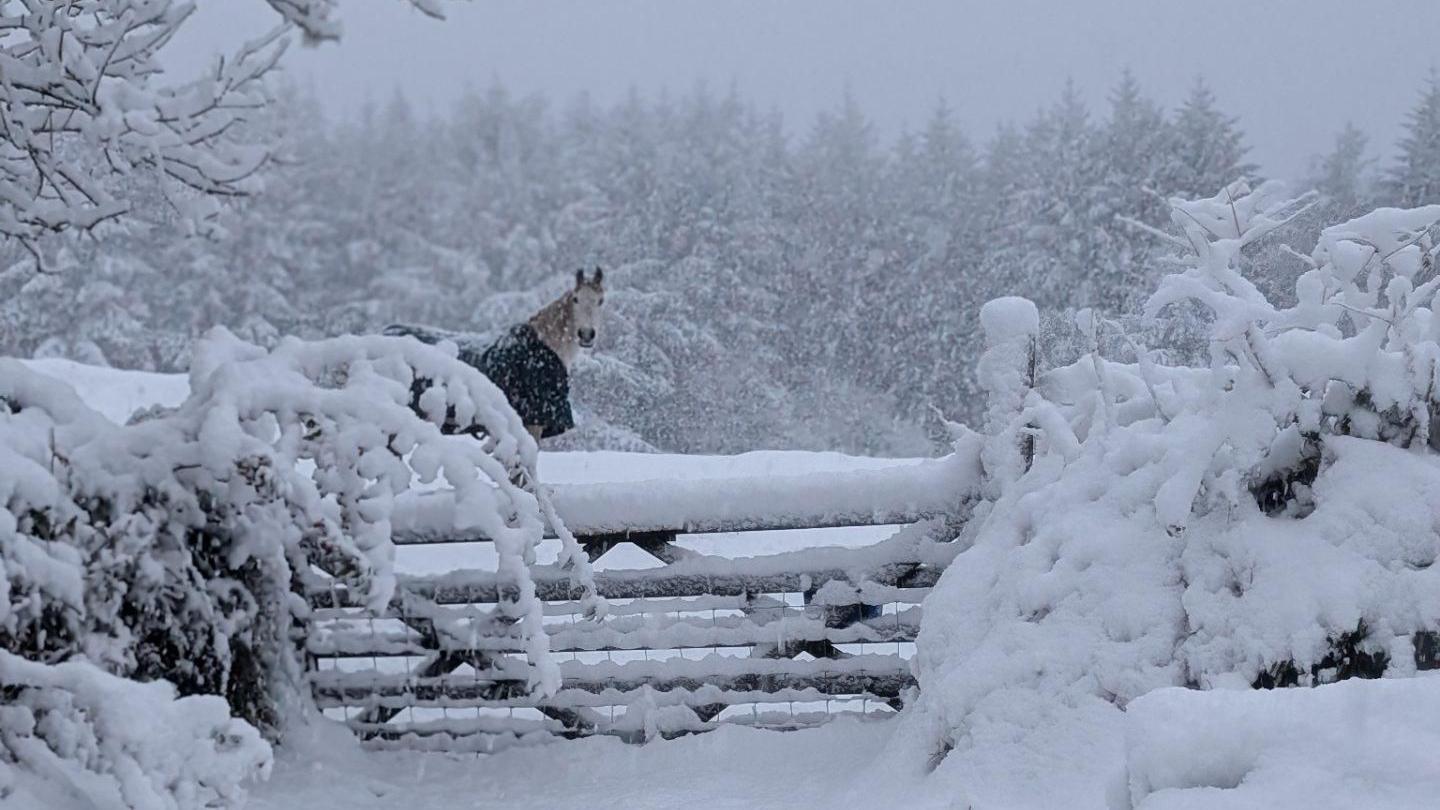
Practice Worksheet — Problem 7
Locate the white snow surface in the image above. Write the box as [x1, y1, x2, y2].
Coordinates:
[395, 449, 974, 539]
[1126, 676, 1440, 809]
[19, 358, 190, 424]
[0, 650, 271, 810]
[249, 716, 909, 810]
[19, 206, 1440, 810]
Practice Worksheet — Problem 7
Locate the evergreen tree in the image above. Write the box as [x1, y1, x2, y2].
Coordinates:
[1098, 70, 1173, 307]
[1015, 80, 1113, 308]
[1101, 70, 1171, 228]
[1385, 72, 1440, 207]
[1165, 78, 1257, 198]
[1311, 122, 1374, 212]
[8, 72, 1405, 455]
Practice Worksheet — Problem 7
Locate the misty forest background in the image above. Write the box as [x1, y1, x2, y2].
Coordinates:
[3, 72, 1438, 455]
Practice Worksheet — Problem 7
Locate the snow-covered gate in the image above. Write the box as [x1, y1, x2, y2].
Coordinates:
[304, 455, 977, 751]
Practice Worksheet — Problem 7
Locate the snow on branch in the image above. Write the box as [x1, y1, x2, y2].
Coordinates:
[264, 0, 458, 43]
[0, 2, 293, 252]
[0, 0, 468, 258]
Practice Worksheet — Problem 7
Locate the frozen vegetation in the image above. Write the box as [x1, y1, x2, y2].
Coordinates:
[876, 183, 1440, 808]
[2, 328, 587, 808]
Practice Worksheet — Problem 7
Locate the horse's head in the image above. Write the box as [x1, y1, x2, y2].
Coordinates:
[570, 267, 605, 349]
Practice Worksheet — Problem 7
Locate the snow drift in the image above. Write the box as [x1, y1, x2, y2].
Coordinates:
[1125, 675, 1440, 809]
[0, 650, 271, 810]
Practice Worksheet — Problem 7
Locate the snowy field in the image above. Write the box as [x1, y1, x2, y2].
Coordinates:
[253, 674, 1440, 810]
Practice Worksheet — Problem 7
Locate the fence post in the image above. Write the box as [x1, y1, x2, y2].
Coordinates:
[978, 296, 1039, 487]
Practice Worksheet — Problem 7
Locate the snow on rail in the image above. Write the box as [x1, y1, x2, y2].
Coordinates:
[311, 530, 952, 607]
[391, 447, 980, 542]
[309, 606, 926, 657]
[311, 654, 916, 708]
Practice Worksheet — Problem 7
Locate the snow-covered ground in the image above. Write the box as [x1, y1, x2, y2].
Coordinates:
[1126, 675, 1440, 810]
[253, 715, 900, 810]
[260, 675, 1440, 810]
[20, 357, 191, 423]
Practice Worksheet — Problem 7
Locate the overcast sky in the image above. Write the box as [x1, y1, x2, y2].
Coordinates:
[174, 1, 1439, 181]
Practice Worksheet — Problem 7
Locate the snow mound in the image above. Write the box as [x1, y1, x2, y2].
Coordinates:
[18, 358, 189, 425]
[1126, 676, 1440, 810]
[0, 650, 271, 810]
[978, 296, 1040, 344]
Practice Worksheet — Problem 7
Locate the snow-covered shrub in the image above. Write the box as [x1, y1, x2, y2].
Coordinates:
[3, 326, 579, 738]
[884, 181, 1440, 808]
[0, 650, 271, 810]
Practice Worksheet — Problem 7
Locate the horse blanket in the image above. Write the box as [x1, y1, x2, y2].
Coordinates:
[384, 323, 575, 438]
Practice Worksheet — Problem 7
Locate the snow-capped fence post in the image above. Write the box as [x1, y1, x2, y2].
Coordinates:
[978, 296, 1040, 486]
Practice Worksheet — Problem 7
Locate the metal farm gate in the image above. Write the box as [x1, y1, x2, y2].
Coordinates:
[303, 459, 970, 752]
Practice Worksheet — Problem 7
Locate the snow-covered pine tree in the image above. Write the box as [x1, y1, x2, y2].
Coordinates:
[1312, 122, 1375, 213]
[1385, 71, 1440, 208]
[1012, 80, 1123, 312]
[1164, 78, 1258, 199]
[878, 99, 983, 428]
[1099, 70, 1173, 307]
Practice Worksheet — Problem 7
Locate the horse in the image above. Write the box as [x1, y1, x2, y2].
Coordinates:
[385, 268, 606, 442]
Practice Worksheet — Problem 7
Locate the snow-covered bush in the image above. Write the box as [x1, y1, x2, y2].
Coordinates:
[0, 1, 467, 253]
[0, 650, 271, 810]
[885, 181, 1440, 808]
[4, 327, 586, 802]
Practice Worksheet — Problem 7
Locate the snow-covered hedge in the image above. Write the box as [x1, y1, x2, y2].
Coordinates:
[3, 328, 583, 805]
[887, 182, 1440, 808]
[0, 650, 271, 810]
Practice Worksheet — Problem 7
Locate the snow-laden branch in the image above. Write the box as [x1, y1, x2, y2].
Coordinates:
[264, 0, 456, 42]
[0, 0, 465, 257]
[0, 2, 295, 250]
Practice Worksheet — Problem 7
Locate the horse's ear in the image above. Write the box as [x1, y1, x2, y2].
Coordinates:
[593, 266, 604, 285]
[575, 268, 585, 288]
